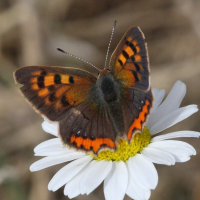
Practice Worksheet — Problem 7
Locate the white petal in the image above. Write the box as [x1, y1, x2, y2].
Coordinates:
[146, 89, 165, 129]
[147, 81, 186, 129]
[64, 161, 93, 199]
[34, 147, 74, 156]
[34, 138, 61, 152]
[30, 152, 85, 172]
[150, 105, 198, 134]
[152, 131, 200, 142]
[126, 174, 151, 200]
[80, 160, 112, 195]
[42, 120, 58, 136]
[175, 156, 191, 162]
[148, 140, 196, 162]
[150, 89, 165, 113]
[144, 189, 151, 200]
[104, 161, 128, 200]
[127, 154, 158, 190]
[48, 155, 92, 191]
[141, 147, 175, 165]
[34, 139, 74, 156]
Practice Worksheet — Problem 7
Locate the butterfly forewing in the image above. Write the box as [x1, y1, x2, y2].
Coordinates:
[14, 66, 96, 121]
[110, 27, 150, 91]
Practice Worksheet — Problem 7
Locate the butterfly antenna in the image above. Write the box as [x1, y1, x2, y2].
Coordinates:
[57, 48, 100, 71]
[104, 20, 117, 69]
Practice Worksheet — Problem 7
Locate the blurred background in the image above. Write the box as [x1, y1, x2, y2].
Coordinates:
[1, 0, 200, 200]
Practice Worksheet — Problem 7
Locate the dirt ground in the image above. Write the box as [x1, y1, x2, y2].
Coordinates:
[1, 0, 200, 200]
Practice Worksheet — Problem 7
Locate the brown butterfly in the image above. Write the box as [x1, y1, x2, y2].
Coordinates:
[14, 26, 153, 155]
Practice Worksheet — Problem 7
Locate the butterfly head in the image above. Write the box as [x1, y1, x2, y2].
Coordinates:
[97, 68, 111, 78]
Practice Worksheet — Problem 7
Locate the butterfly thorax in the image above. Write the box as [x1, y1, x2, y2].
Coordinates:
[96, 69, 121, 105]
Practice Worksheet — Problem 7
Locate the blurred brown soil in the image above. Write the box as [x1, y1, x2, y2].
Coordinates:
[0, 0, 200, 200]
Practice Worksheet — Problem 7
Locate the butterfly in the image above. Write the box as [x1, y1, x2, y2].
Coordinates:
[14, 26, 153, 155]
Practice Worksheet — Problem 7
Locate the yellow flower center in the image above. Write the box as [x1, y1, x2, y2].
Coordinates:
[93, 127, 151, 162]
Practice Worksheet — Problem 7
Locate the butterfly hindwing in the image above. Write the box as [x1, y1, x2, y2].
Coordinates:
[121, 88, 153, 141]
[110, 27, 150, 91]
[59, 100, 116, 154]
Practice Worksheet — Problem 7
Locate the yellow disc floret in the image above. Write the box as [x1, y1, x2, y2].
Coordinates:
[93, 127, 151, 162]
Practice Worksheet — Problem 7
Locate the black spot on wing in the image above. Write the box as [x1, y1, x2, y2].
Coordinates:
[40, 70, 47, 76]
[76, 130, 81, 137]
[37, 76, 44, 88]
[134, 63, 140, 72]
[83, 132, 87, 139]
[131, 71, 139, 82]
[122, 50, 129, 59]
[54, 74, 61, 84]
[69, 76, 74, 84]
[125, 40, 137, 55]
[125, 40, 129, 45]
[118, 59, 123, 66]
[49, 92, 57, 102]
[90, 135, 95, 140]
[129, 42, 137, 54]
[131, 56, 135, 62]
[61, 95, 69, 107]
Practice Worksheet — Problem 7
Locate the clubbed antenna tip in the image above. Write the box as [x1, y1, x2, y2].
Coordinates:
[57, 48, 65, 53]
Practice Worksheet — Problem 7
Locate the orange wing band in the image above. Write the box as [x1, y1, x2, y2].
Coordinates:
[127, 99, 150, 140]
[70, 136, 115, 153]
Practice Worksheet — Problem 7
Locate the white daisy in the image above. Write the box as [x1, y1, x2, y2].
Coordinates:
[30, 80, 200, 200]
